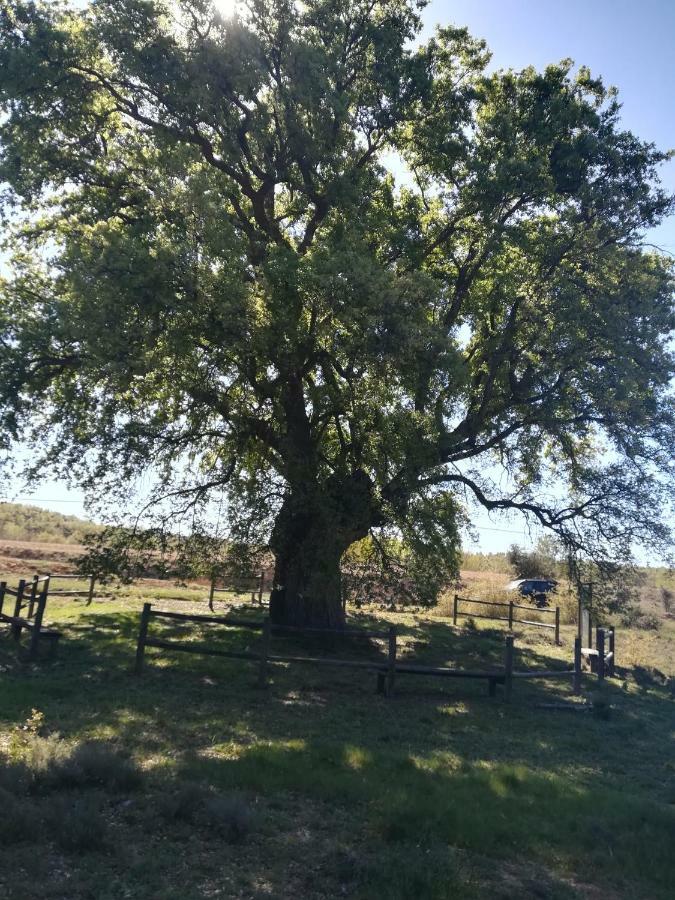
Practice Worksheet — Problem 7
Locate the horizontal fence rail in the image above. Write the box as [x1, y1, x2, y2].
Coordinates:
[208, 572, 266, 610]
[144, 609, 262, 628]
[134, 604, 522, 700]
[40, 573, 96, 604]
[579, 626, 616, 681]
[452, 594, 561, 645]
[511, 669, 574, 679]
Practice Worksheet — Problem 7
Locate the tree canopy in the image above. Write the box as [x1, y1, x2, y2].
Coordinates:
[1, 0, 673, 625]
[507, 537, 561, 582]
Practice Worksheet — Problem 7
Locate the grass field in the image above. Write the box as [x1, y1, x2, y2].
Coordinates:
[0, 572, 674, 899]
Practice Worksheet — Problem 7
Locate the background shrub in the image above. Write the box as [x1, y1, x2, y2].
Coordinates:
[621, 606, 661, 631]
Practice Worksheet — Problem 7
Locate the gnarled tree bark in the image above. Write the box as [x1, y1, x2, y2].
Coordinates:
[269, 471, 376, 628]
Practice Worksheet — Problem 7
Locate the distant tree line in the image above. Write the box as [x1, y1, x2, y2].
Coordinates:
[0, 503, 100, 545]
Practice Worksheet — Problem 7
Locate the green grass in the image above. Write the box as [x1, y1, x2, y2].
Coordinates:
[0, 587, 674, 899]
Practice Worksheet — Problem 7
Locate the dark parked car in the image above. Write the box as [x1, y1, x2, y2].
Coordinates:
[506, 578, 558, 608]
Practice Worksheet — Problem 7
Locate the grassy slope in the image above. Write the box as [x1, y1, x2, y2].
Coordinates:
[0, 576, 673, 900]
[0, 503, 101, 545]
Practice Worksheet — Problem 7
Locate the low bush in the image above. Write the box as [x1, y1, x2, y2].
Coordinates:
[47, 794, 109, 853]
[354, 844, 471, 900]
[0, 757, 30, 795]
[22, 733, 72, 788]
[621, 606, 661, 631]
[0, 787, 41, 843]
[157, 781, 255, 842]
[202, 792, 254, 843]
[56, 741, 142, 792]
[157, 780, 209, 823]
[13, 735, 142, 794]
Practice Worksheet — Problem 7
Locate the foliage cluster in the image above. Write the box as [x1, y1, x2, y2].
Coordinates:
[507, 536, 562, 580]
[0, 1, 673, 624]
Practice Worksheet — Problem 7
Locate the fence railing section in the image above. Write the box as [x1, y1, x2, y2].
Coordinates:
[453, 594, 561, 645]
[134, 604, 522, 699]
[0, 576, 58, 659]
[579, 626, 615, 682]
[42, 573, 96, 604]
[208, 572, 265, 610]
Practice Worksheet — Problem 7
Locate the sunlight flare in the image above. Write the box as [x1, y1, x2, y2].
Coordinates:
[212, 0, 238, 17]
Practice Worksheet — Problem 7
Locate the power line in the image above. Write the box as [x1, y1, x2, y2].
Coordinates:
[5, 499, 531, 536]
[466, 525, 529, 535]
[3, 498, 84, 504]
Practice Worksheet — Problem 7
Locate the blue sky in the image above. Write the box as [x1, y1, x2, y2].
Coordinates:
[426, 0, 675, 253]
[5, 0, 675, 556]
[420, 0, 675, 553]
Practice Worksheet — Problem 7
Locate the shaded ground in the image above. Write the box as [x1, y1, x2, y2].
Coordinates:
[0, 587, 674, 899]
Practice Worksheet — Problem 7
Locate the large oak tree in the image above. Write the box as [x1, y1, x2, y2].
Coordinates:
[1, 0, 674, 626]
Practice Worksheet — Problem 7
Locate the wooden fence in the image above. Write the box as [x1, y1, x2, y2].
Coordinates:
[579, 626, 615, 682]
[453, 594, 561, 645]
[492, 629, 617, 696]
[134, 604, 520, 699]
[0, 571, 99, 659]
[208, 572, 266, 611]
[0, 576, 61, 659]
[43, 573, 96, 604]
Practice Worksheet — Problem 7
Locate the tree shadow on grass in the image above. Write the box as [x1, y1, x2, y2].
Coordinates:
[178, 732, 675, 900]
[0, 603, 670, 727]
[1, 606, 673, 825]
[1, 605, 674, 899]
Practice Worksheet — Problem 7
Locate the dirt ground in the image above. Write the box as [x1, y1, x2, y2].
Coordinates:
[0, 539, 85, 574]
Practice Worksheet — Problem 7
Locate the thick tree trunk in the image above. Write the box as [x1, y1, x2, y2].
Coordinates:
[269, 534, 346, 628]
[269, 471, 375, 628]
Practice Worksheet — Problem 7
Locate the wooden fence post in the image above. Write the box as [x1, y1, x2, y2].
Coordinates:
[87, 574, 95, 606]
[589, 619, 598, 673]
[597, 627, 605, 683]
[453, 594, 458, 625]
[258, 572, 264, 607]
[608, 627, 615, 677]
[573, 636, 582, 695]
[27, 575, 39, 619]
[508, 600, 514, 630]
[503, 635, 514, 702]
[257, 618, 271, 688]
[0, 580, 6, 618]
[208, 578, 216, 611]
[574, 635, 581, 694]
[28, 588, 48, 661]
[555, 606, 560, 646]
[12, 579, 26, 641]
[386, 626, 397, 697]
[135, 603, 152, 674]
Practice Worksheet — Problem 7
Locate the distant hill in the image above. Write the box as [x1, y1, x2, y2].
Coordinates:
[0, 502, 101, 545]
